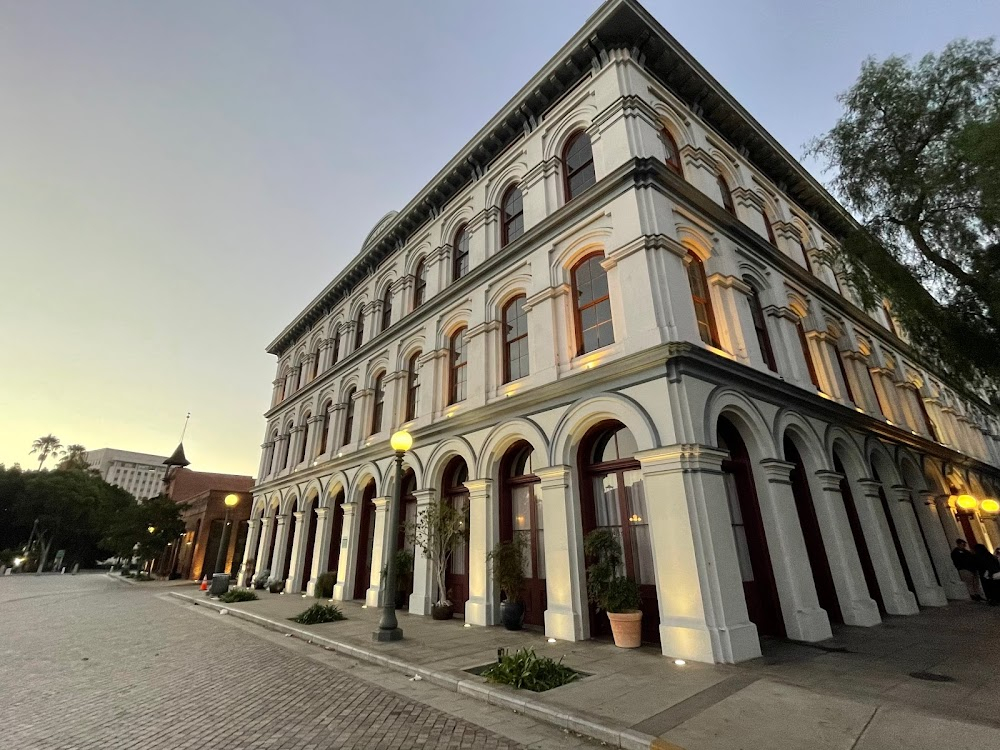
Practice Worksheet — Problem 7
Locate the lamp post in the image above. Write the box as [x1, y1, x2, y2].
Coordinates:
[374, 430, 412, 642]
[213, 493, 240, 578]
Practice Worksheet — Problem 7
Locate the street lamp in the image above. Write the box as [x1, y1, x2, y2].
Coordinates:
[213, 493, 241, 579]
[374, 430, 413, 642]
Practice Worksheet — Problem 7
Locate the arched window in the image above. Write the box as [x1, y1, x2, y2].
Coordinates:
[405, 351, 421, 421]
[761, 209, 777, 246]
[452, 225, 469, 281]
[370, 372, 385, 436]
[661, 128, 683, 176]
[267, 430, 279, 475]
[448, 327, 468, 405]
[354, 307, 365, 350]
[413, 259, 427, 309]
[310, 347, 320, 380]
[381, 287, 393, 332]
[276, 372, 286, 403]
[795, 319, 821, 389]
[317, 400, 332, 458]
[499, 442, 544, 625]
[502, 295, 529, 383]
[281, 422, 293, 469]
[331, 328, 341, 367]
[795, 233, 813, 273]
[833, 346, 856, 405]
[298, 413, 311, 464]
[572, 253, 614, 355]
[342, 387, 356, 446]
[501, 185, 524, 247]
[563, 131, 596, 202]
[716, 174, 735, 215]
[686, 252, 719, 347]
[745, 280, 776, 371]
[882, 301, 898, 337]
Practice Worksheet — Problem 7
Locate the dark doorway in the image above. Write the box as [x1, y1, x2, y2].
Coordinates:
[957, 512, 980, 547]
[443, 458, 470, 615]
[228, 521, 248, 579]
[578, 422, 659, 644]
[328, 490, 345, 575]
[300, 502, 318, 593]
[784, 436, 842, 624]
[718, 417, 785, 637]
[203, 519, 225, 577]
[833, 453, 885, 614]
[872, 468, 915, 595]
[264, 509, 278, 575]
[282, 512, 297, 584]
[499, 442, 546, 627]
[395, 470, 418, 606]
[353, 481, 377, 600]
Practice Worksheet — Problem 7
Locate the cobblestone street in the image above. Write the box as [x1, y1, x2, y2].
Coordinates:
[0, 575, 596, 749]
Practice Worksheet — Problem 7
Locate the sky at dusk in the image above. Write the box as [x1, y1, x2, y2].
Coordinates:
[2, 0, 997, 476]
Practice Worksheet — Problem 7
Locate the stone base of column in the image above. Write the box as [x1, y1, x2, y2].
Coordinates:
[884, 589, 920, 616]
[331, 582, 350, 602]
[785, 607, 833, 642]
[914, 584, 947, 607]
[408, 592, 431, 615]
[660, 618, 761, 664]
[373, 627, 403, 642]
[840, 597, 881, 627]
[365, 585, 381, 608]
[305, 580, 316, 597]
[943, 580, 971, 601]
[544, 606, 584, 642]
[464, 598, 493, 627]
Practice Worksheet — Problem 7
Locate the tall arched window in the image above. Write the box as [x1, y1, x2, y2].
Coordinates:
[745, 280, 776, 371]
[276, 371, 286, 403]
[501, 185, 524, 247]
[448, 327, 467, 405]
[281, 422, 293, 469]
[413, 259, 427, 309]
[354, 307, 365, 350]
[310, 347, 320, 380]
[267, 429, 279, 475]
[661, 128, 683, 176]
[686, 252, 719, 347]
[331, 328, 341, 367]
[381, 287, 393, 332]
[452, 225, 469, 281]
[370, 372, 385, 436]
[503, 295, 529, 383]
[405, 351, 421, 421]
[563, 131, 596, 202]
[342, 387, 356, 446]
[761, 209, 777, 246]
[882, 301, 898, 337]
[572, 253, 614, 355]
[298, 413, 311, 464]
[834, 346, 856, 404]
[317, 400, 332, 458]
[795, 319, 821, 389]
[716, 174, 736, 215]
[794, 234, 814, 273]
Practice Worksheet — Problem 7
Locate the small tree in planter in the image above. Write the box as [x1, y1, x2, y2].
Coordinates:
[267, 576, 284, 594]
[394, 549, 414, 609]
[252, 570, 270, 590]
[487, 538, 526, 630]
[408, 500, 466, 619]
[584, 529, 642, 648]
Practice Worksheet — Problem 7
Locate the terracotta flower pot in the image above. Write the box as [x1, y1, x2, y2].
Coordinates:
[607, 611, 642, 648]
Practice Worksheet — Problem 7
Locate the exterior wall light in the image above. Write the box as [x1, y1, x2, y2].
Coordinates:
[956, 494, 978, 510]
[980, 498, 999, 513]
[225, 493, 239, 508]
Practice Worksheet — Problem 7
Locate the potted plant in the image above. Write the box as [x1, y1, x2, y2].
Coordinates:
[584, 529, 643, 648]
[408, 500, 467, 620]
[267, 576, 284, 594]
[487, 538, 526, 630]
[394, 549, 414, 609]
[252, 569, 270, 590]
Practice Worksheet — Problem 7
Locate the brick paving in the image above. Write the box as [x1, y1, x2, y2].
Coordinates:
[0, 575, 579, 750]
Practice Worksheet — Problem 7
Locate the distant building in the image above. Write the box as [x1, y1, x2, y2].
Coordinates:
[159, 455, 254, 581]
[84, 448, 168, 501]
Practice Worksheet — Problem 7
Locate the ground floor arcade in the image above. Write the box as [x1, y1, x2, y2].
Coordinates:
[241, 354, 1000, 664]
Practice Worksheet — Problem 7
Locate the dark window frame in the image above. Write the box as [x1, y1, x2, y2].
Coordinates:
[405, 351, 421, 421]
[500, 184, 524, 248]
[502, 294, 529, 383]
[563, 130, 596, 202]
[686, 252, 720, 348]
[413, 259, 427, 309]
[354, 308, 365, 350]
[571, 252, 614, 356]
[661, 128, 683, 176]
[370, 372, 385, 436]
[342, 388, 356, 446]
[448, 327, 468, 405]
[745, 281, 777, 371]
[452, 225, 470, 281]
[716, 174, 736, 215]
[381, 287, 393, 332]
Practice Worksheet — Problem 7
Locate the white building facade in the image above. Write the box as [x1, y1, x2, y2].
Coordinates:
[85, 448, 168, 501]
[243, 0, 1000, 663]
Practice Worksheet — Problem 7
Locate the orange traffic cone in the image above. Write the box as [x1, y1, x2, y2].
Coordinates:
[199, 575, 208, 591]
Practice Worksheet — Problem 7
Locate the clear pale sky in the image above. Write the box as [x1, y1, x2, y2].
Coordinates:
[2, 1, 996, 476]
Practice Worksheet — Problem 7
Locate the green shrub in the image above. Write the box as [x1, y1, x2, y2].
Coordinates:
[584, 529, 641, 613]
[481, 648, 580, 692]
[219, 588, 259, 603]
[313, 571, 337, 599]
[290, 603, 345, 625]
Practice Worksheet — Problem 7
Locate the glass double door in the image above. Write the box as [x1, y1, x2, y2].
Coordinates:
[503, 480, 546, 626]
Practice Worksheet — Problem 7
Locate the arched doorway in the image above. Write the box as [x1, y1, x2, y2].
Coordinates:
[499, 442, 545, 627]
[282, 511, 298, 584]
[353, 480, 377, 600]
[833, 452, 885, 614]
[872, 466, 916, 595]
[442, 457, 470, 615]
[784, 435, 842, 624]
[264, 506, 278, 575]
[717, 417, 784, 637]
[327, 489, 346, 576]
[395, 469, 418, 606]
[578, 422, 658, 644]
[300, 499, 318, 593]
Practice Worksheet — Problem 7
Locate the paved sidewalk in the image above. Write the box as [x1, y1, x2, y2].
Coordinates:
[170, 585, 1000, 750]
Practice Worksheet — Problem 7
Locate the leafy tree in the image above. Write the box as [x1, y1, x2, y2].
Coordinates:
[103, 494, 187, 570]
[58, 444, 90, 471]
[30, 434, 63, 470]
[808, 38, 1000, 392]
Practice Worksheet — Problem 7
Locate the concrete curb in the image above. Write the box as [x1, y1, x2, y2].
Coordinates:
[168, 591, 676, 750]
[105, 572, 139, 586]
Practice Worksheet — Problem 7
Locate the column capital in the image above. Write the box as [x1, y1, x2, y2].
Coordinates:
[275, 513, 289, 525]
[246, 518, 259, 529]
[759, 458, 795, 484]
[372, 496, 390, 509]
[636, 444, 728, 474]
[887, 485, 913, 503]
[260, 516, 274, 529]
[534, 464, 571, 487]
[464, 478, 492, 495]
[855, 478, 882, 497]
[292, 511, 305, 522]
[813, 469, 846, 492]
[413, 488, 437, 506]
[314, 506, 329, 519]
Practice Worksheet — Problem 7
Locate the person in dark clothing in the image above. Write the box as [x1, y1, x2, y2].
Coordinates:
[973, 543, 1000, 604]
[952, 539, 983, 601]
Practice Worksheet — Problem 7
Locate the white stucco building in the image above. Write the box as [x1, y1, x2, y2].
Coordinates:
[243, 0, 1000, 663]
[85, 448, 168, 501]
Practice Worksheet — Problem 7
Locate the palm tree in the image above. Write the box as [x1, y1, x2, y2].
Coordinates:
[59, 444, 88, 470]
[30, 434, 63, 470]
